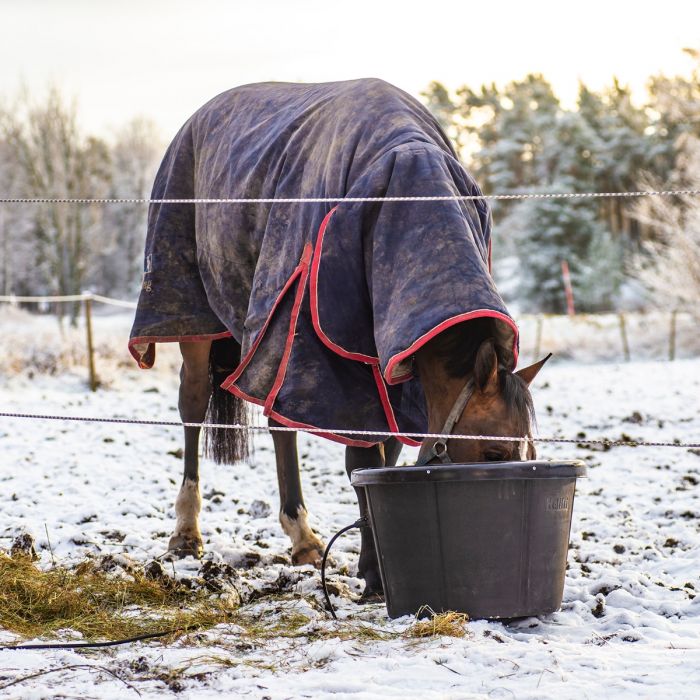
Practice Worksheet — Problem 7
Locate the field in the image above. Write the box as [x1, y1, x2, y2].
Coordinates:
[1, 307, 699, 699]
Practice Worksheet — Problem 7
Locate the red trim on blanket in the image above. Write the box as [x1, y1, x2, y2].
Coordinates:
[264, 247, 312, 413]
[128, 330, 232, 369]
[384, 310, 520, 385]
[220, 242, 378, 448]
[220, 252, 309, 392]
[309, 207, 420, 444]
[226, 377, 378, 448]
[267, 409, 377, 449]
[371, 365, 421, 447]
[310, 207, 379, 364]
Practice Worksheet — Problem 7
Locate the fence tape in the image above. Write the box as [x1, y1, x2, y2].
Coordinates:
[1, 189, 700, 205]
[0, 411, 698, 450]
[0, 293, 136, 308]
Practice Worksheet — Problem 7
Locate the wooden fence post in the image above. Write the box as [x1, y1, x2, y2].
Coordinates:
[618, 313, 630, 362]
[561, 260, 575, 316]
[83, 293, 98, 391]
[533, 315, 543, 362]
[669, 309, 678, 361]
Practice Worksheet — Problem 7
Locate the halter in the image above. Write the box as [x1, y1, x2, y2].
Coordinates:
[414, 379, 475, 467]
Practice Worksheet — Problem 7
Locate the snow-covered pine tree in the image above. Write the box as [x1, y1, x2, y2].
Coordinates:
[510, 184, 621, 313]
[457, 74, 560, 198]
[507, 110, 621, 312]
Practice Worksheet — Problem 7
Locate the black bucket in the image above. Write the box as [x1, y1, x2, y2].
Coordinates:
[350, 460, 586, 619]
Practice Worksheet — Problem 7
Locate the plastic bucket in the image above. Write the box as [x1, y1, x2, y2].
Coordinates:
[350, 460, 586, 619]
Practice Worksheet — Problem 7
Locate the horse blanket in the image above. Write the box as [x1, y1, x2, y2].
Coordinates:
[129, 79, 518, 446]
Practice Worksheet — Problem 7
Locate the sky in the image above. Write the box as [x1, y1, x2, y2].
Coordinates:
[1, 0, 699, 140]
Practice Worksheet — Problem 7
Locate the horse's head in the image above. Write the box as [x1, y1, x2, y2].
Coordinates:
[416, 323, 549, 465]
[448, 339, 549, 463]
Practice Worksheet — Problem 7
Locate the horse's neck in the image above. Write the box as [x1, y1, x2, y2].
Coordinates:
[414, 347, 473, 433]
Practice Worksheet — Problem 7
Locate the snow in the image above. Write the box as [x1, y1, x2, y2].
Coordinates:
[1, 308, 700, 698]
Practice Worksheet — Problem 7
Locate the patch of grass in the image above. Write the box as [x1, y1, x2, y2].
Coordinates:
[404, 609, 470, 638]
[1, 551, 472, 649]
[0, 552, 237, 642]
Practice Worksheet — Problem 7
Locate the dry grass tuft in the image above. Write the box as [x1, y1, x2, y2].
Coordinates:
[0, 551, 237, 642]
[1, 550, 471, 649]
[404, 609, 470, 638]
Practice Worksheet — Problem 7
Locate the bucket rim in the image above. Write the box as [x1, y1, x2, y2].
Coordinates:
[350, 459, 587, 486]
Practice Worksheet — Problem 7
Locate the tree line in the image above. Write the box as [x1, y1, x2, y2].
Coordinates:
[0, 88, 162, 320]
[1, 58, 699, 317]
[423, 51, 700, 313]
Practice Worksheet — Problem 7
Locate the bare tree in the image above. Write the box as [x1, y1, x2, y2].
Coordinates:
[0, 138, 33, 295]
[0, 88, 111, 320]
[632, 135, 700, 314]
[92, 117, 162, 296]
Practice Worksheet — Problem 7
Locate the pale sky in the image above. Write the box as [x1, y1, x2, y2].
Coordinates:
[1, 0, 698, 140]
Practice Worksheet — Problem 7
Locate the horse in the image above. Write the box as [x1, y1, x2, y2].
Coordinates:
[128, 79, 549, 599]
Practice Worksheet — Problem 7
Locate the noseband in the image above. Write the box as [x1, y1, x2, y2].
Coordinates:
[414, 379, 475, 467]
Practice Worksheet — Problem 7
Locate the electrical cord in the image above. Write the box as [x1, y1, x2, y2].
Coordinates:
[320, 517, 369, 620]
[0, 627, 197, 651]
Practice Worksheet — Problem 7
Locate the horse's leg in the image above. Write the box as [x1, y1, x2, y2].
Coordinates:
[167, 340, 212, 558]
[270, 418, 325, 566]
[345, 443, 386, 599]
[383, 436, 403, 467]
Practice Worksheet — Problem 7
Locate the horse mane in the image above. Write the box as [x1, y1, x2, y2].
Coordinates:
[430, 318, 536, 435]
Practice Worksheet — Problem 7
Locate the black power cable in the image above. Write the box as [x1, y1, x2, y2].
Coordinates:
[320, 517, 368, 620]
[0, 627, 196, 651]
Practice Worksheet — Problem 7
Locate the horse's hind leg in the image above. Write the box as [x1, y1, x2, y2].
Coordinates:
[270, 418, 325, 566]
[168, 340, 212, 558]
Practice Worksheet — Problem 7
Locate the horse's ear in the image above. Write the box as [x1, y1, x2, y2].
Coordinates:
[515, 353, 552, 386]
[474, 339, 499, 395]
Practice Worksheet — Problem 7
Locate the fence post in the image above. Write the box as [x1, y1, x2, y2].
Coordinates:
[618, 313, 630, 362]
[83, 293, 98, 391]
[533, 315, 543, 362]
[669, 309, 678, 361]
[561, 260, 575, 316]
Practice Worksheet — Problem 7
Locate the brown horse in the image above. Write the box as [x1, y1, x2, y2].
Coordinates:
[127, 80, 550, 599]
[168, 317, 548, 598]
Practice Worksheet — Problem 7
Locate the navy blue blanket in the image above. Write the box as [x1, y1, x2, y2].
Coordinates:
[129, 79, 518, 446]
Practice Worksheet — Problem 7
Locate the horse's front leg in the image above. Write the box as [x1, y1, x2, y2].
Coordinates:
[345, 437, 402, 599]
[167, 340, 212, 558]
[270, 419, 325, 566]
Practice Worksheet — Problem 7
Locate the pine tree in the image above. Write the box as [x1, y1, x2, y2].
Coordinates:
[510, 181, 621, 313]
[577, 80, 666, 244]
[457, 74, 560, 196]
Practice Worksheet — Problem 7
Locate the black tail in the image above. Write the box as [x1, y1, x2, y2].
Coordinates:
[202, 337, 250, 464]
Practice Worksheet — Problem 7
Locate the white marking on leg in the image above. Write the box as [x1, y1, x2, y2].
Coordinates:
[173, 478, 201, 539]
[520, 438, 529, 460]
[280, 506, 324, 564]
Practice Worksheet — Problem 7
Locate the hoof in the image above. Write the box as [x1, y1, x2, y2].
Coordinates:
[358, 568, 384, 601]
[358, 588, 385, 604]
[167, 534, 203, 559]
[291, 543, 324, 568]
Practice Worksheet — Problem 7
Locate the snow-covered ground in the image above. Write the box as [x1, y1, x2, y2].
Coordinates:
[1, 307, 700, 698]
